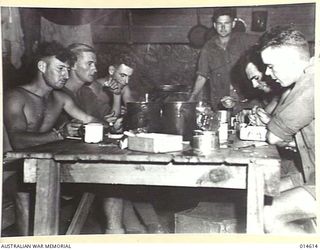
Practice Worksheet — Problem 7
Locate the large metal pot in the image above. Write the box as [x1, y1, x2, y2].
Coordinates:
[162, 101, 197, 141]
[125, 102, 161, 132]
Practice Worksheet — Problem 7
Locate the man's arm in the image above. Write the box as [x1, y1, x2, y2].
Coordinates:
[266, 130, 290, 147]
[77, 85, 112, 120]
[110, 85, 134, 117]
[188, 75, 207, 101]
[58, 91, 100, 123]
[111, 94, 122, 117]
[264, 96, 280, 114]
[4, 91, 62, 150]
[121, 85, 134, 104]
[267, 82, 314, 148]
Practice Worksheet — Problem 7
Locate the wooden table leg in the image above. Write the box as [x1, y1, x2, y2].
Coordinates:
[34, 159, 60, 235]
[246, 161, 264, 233]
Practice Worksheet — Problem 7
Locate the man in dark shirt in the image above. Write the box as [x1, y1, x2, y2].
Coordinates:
[189, 7, 258, 112]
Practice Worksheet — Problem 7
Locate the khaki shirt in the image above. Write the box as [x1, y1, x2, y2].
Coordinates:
[268, 58, 315, 184]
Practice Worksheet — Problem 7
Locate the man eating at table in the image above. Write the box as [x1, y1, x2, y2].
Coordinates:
[3, 41, 100, 150]
[56, 43, 123, 133]
[3, 41, 102, 236]
[76, 52, 135, 118]
[62, 44, 165, 234]
[253, 26, 315, 233]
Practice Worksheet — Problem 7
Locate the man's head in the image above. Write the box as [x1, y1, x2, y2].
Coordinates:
[68, 43, 97, 83]
[212, 7, 236, 38]
[35, 41, 73, 89]
[108, 53, 135, 88]
[251, 77, 272, 93]
[259, 26, 310, 87]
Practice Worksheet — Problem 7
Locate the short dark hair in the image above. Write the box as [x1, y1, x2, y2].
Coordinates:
[212, 7, 236, 22]
[259, 26, 310, 57]
[112, 53, 136, 70]
[67, 43, 96, 66]
[35, 41, 74, 63]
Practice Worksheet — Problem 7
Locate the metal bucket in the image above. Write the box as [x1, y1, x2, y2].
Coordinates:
[162, 101, 197, 141]
[125, 102, 161, 132]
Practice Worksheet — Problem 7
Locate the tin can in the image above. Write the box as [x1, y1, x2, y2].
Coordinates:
[192, 131, 220, 155]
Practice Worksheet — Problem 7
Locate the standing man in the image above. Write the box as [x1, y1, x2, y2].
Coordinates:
[189, 7, 258, 111]
[257, 26, 315, 233]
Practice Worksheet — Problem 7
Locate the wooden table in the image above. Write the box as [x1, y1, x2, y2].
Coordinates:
[6, 139, 281, 235]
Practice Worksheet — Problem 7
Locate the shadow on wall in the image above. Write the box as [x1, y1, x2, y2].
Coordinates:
[95, 44, 199, 99]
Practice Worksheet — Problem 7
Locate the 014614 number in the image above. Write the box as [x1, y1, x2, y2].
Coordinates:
[300, 244, 318, 248]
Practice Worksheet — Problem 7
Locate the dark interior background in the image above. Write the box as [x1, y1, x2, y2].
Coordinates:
[2, 3, 316, 99]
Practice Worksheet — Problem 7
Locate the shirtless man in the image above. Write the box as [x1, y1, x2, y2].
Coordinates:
[67, 46, 164, 234]
[4, 41, 99, 150]
[60, 43, 122, 132]
[3, 41, 101, 236]
[77, 53, 135, 118]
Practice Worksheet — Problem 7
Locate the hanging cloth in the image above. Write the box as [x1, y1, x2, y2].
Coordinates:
[40, 16, 93, 47]
[2, 7, 25, 68]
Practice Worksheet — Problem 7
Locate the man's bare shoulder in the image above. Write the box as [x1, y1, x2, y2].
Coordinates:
[95, 77, 106, 84]
[52, 89, 73, 102]
[4, 87, 28, 103]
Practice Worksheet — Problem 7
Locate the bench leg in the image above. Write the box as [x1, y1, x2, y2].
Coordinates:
[66, 192, 95, 235]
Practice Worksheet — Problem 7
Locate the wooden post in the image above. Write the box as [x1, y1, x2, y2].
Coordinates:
[246, 161, 264, 233]
[34, 159, 60, 235]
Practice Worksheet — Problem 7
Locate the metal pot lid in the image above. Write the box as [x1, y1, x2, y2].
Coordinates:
[158, 84, 188, 92]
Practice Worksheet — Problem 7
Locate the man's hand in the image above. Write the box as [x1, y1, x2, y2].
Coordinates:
[120, 106, 127, 116]
[103, 112, 123, 133]
[104, 112, 118, 125]
[58, 120, 83, 137]
[256, 107, 271, 125]
[247, 106, 270, 126]
[112, 117, 124, 133]
[104, 79, 121, 95]
[236, 109, 251, 123]
[285, 140, 297, 152]
[221, 96, 236, 109]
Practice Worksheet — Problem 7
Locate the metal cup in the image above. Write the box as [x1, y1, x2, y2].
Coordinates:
[84, 123, 104, 143]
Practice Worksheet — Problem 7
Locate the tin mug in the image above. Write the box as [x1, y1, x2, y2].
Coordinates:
[84, 123, 104, 143]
